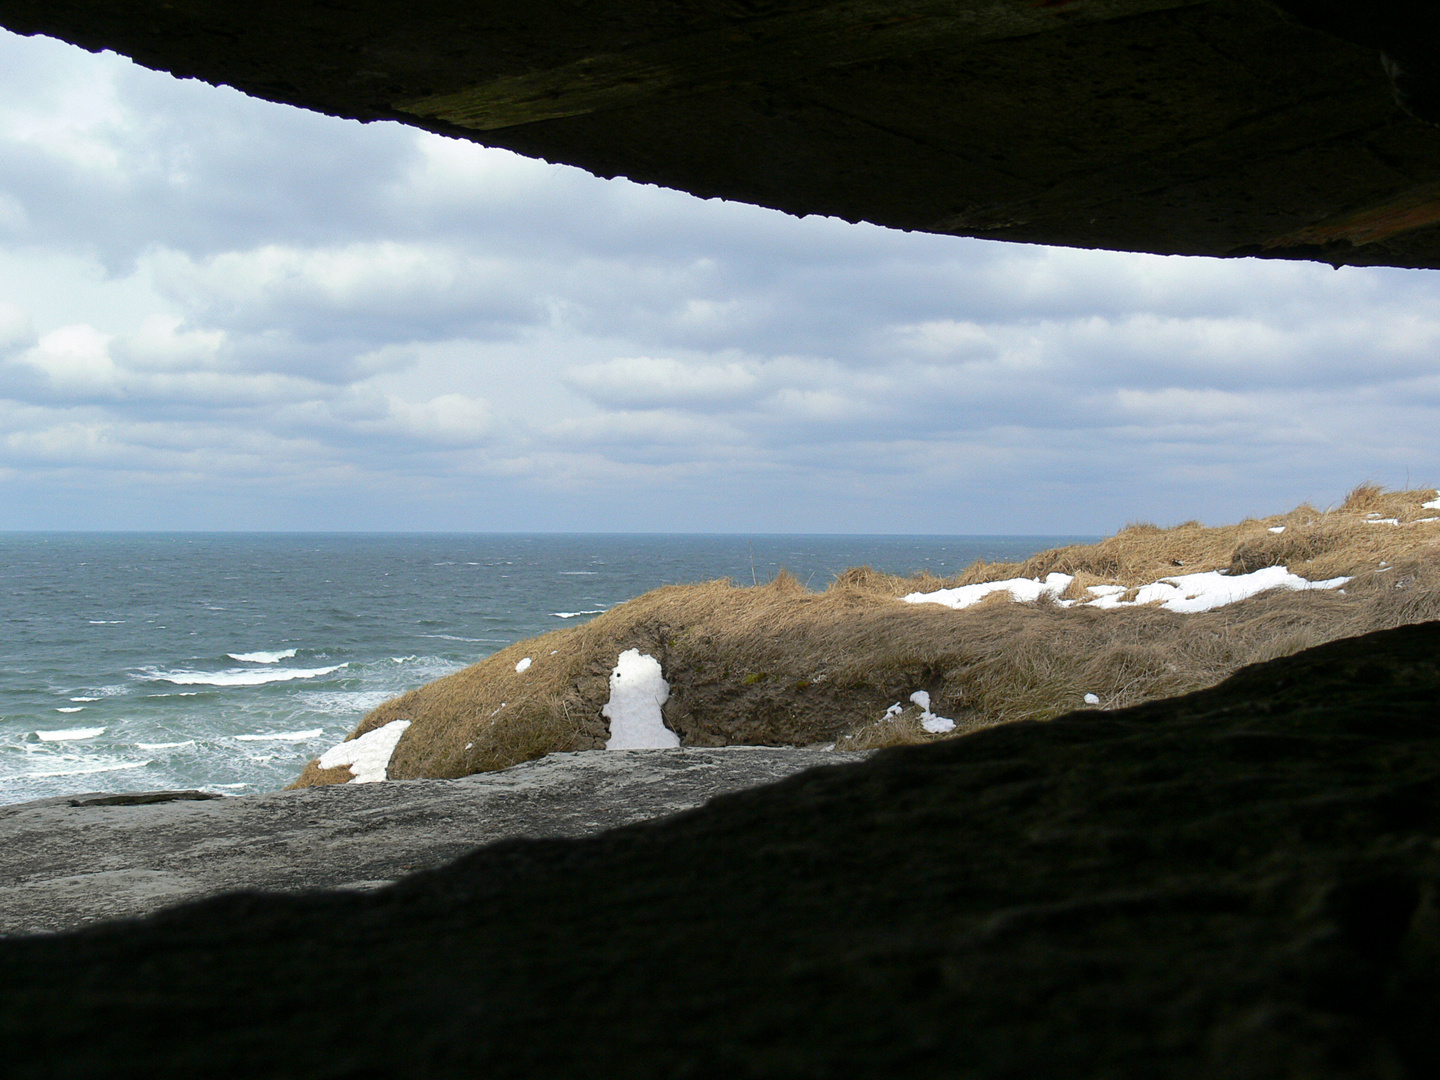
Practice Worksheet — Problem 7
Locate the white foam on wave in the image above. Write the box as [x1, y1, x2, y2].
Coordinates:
[420, 633, 483, 643]
[296, 689, 397, 715]
[35, 727, 106, 741]
[14, 759, 151, 779]
[70, 696, 100, 702]
[552, 609, 606, 619]
[559, 571, 598, 575]
[136, 740, 195, 750]
[235, 729, 324, 742]
[87, 620, 125, 625]
[55, 706, 85, 714]
[151, 663, 347, 687]
[227, 648, 298, 664]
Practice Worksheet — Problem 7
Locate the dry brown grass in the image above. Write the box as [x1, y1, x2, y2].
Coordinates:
[292, 485, 1440, 787]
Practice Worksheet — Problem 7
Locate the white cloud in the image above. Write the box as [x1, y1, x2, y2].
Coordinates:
[18, 324, 119, 393]
[112, 314, 225, 371]
[382, 393, 493, 445]
[565, 356, 760, 408]
[2, 28, 1440, 532]
[0, 300, 31, 350]
[545, 409, 744, 449]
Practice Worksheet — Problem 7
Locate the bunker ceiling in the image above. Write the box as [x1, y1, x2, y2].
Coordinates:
[2, 1, 1439, 269]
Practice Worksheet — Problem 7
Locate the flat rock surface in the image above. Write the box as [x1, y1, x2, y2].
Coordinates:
[0, 747, 860, 936]
[3, 623, 1440, 1077]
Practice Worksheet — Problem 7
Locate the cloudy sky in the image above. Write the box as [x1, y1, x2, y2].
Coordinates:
[1, 29, 1438, 534]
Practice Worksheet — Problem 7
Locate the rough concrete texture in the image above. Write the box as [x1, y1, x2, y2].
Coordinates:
[0, 747, 859, 936]
[3, 622, 1439, 1077]
[5, 2, 1440, 268]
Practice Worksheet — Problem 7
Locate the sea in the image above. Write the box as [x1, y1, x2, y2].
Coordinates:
[0, 533, 1090, 806]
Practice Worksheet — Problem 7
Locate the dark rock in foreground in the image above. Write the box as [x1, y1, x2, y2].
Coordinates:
[0, 748, 855, 936]
[4, 623, 1440, 1078]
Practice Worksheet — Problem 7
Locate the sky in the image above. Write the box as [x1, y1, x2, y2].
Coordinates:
[1, 29, 1439, 534]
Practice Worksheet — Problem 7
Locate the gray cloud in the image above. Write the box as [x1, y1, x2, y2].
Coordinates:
[2, 29, 1440, 533]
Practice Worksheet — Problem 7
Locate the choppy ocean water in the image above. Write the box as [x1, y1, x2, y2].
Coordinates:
[0, 533, 1088, 805]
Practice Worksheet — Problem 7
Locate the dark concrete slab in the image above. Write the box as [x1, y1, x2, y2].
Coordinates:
[0, 747, 861, 936]
[5, 2, 1440, 268]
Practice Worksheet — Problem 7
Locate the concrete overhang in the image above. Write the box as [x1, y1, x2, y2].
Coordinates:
[2, 1, 1439, 268]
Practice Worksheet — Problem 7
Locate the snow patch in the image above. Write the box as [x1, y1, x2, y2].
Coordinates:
[906, 565, 1348, 615]
[515, 656, 532, 673]
[1424, 491, 1440, 509]
[603, 649, 677, 749]
[1268, 526, 1286, 534]
[1084, 693, 1101, 705]
[909, 690, 955, 734]
[901, 572, 1074, 610]
[317, 719, 411, 783]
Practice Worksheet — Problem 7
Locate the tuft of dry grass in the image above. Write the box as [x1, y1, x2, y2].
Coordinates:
[293, 485, 1440, 787]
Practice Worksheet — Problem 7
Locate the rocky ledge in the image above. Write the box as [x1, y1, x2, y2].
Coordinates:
[3, 622, 1440, 1077]
[0, 747, 858, 936]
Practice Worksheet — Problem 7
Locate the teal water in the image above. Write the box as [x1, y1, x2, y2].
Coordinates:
[0, 533, 1089, 804]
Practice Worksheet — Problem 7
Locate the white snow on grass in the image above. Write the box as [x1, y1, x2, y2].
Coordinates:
[227, 648, 298, 664]
[1425, 492, 1440, 510]
[909, 690, 955, 734]
[603, 649, 678, 749]
[35, 727, 105, 741]
[905, 565, 1349, 616]
[1363, 518, 1401, 526]
[317, 719, 411, 783]
[1268, 526, 1286, 534]
[901, 572, 1074, 610]
[1084, 693, 1101, 705]
[515, 656, 532, 673]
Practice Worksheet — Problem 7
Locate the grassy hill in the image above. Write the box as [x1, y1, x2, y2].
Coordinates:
[293, 484, 1440, 787]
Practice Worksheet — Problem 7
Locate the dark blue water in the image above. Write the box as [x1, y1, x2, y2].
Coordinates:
[0, 533, 1088, 804]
